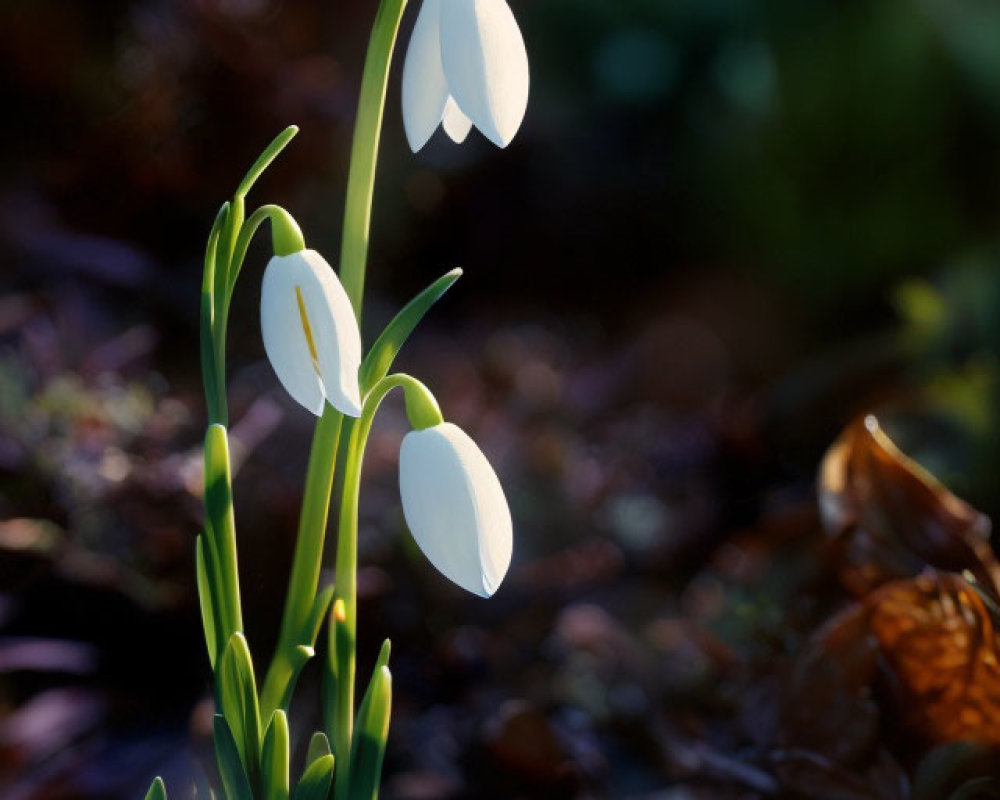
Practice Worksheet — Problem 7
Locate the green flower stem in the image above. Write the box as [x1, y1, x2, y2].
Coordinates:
[338, 0, 409, 317]
[260, 0, 405, 720]
[210, 205, 305, 432]
[327, 6, 412, 784]
[259, 405, 343, 721]
[228, 205, 305, 300]
[333, 374, 440, 800]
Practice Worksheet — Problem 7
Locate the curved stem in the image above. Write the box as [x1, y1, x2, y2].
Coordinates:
[332, 374, 439, 799]
[210, 204, 305, 439]
[227, 205, 305, 300]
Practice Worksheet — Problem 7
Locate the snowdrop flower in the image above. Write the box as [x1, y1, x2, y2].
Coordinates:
[260, 249, 362, 417]
[402, 0, 530, 151]
[399, 422, 513, 596]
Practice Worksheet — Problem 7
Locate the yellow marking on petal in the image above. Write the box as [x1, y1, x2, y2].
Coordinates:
[295, 286, 322, 376]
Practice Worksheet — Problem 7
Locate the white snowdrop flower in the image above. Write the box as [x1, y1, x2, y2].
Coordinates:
[260, 249, 363, 417]
[402, 0, 530, 151]
[399, 422, 513, 596]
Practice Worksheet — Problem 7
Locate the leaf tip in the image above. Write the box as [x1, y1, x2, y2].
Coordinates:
[377, 638, 391, 667]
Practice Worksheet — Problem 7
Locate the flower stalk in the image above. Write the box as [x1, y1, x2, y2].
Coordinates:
[339, 0, 409, 316]
[331, 374, 441, 798]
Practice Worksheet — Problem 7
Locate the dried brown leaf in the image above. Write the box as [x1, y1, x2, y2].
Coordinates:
[867, 572, 1000, 745]
[818, 415, 995, 598]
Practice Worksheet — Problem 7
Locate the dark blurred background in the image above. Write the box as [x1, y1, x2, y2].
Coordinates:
[2, 1, 1000, 798]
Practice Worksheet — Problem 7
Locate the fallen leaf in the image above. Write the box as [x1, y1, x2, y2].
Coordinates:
[818, 415, 995, 598]
[868, 572, 1000, 745]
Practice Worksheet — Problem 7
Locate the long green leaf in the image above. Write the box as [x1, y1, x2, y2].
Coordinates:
[236, 126, 299, 199]
[215, 195, 245, 323]
[201, 202, 230, 425]
[195, 535, 219, 669]
[348, 663, 392, 800]
[359, 268, 462, 393]
[144, 776, 167, 800]
[261, 710, 290, 800]
[204, 424, 243, 639]
[214, 715, 254, 800]
[218, 633, 262, 788]
[290, 754, 334, 800]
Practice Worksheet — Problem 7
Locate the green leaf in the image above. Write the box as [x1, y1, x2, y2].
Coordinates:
[374, 639, 391, 670]
[359, 268, 462, 393]
[290, 754, 334, 800]
[144, 776, 167, 800]
[195, 535, 219, 669]
[204, 424, 243, 638]
[216, 195, 245, 319]
[305, 731, 332, 769]
[349, 662, 392, 800]
[201, 202, 230, 425]
[261, 710, 290, 800]
[236, 126, 299, 200]
[217, 633, 262, 787]
[214, 715, 254, 800]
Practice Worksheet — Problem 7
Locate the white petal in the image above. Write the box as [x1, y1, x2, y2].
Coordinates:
[401, 0, 450, 152]
[295, 250, 363, 417]
[261, 254, 325, 416]
[399, 422, 513, 597]
[442, 97, 473, 143]
[439, 0, 529, 148]
[260, 250, 362, 417]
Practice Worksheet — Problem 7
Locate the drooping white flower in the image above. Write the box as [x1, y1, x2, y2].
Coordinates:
[399, 422, 513, 597]
[402, 0, 530, 152]
[260, 249, 362, 417]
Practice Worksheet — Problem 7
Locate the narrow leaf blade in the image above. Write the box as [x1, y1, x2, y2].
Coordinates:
[144, 776, 167, 800]
[218, 633, 262, 787]
[214, 715, 254, 800]
[195, 535, 218, 669]
[261, 710, 290, 800]
[290, 754, 334, 800]
[204, 424, 243, 637]
[349, 664, 392, 800]
[305, 731, 332, 769]
[236, 126, 299, 199]
[359, 269, 462, 393]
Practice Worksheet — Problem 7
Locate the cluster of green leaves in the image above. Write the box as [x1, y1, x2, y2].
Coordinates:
[206, 629, 390, 800]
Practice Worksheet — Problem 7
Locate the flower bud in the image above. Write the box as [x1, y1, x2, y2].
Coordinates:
[260, 249, 362, 417]
[399, 422, 512, 597]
